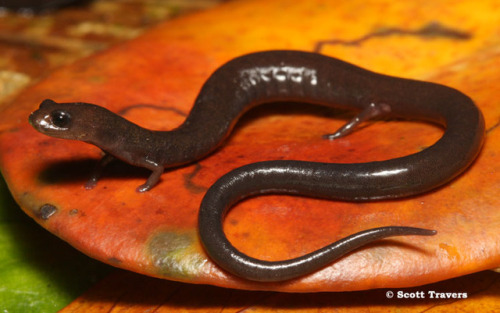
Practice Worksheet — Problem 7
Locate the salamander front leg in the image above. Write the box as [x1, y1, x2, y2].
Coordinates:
[323, 102, 392, 140]
[85, 152, 115, 189]
[137, 166, 165, 193]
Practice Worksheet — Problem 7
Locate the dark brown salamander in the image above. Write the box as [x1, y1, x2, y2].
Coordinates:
[29, 50, 484, 282]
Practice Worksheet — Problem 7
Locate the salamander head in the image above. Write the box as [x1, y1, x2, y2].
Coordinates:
[29, 99, 113, 141]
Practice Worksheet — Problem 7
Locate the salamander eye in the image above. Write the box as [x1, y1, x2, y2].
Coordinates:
[50, 110, 71, 128]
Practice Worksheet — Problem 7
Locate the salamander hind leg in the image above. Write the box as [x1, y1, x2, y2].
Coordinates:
[323, 102, 392, 140]
[137, 166, 165, 192]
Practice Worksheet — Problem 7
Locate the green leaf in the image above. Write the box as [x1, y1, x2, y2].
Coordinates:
[0, 175, 112, 313]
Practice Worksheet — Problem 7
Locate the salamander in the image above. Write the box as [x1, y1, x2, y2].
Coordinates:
[29, 50, 485, 282]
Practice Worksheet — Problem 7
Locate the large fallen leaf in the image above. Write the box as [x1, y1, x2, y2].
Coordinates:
[0, 0, 498, 292]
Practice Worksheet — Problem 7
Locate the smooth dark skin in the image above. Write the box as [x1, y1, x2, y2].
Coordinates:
[29, 51, 485, 282]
